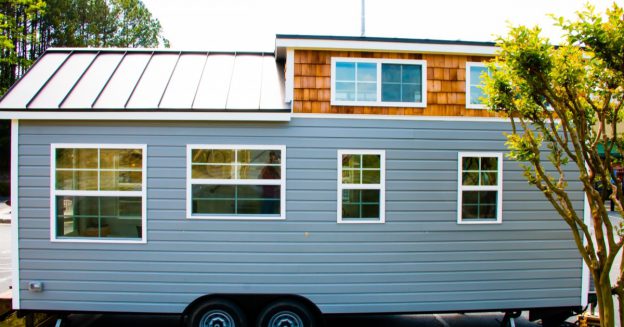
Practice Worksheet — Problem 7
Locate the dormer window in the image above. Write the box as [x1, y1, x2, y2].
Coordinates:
[466, 62, 491, 109]
[331, 58, 427, 108]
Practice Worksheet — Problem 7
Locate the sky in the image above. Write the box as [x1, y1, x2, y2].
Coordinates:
[141, 0, 617, 51]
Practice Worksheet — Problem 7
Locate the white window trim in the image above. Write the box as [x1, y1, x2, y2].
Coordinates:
[50, 143, 147, 243]
[331, 57, 427, 108]
[466, 62, 489, 109]
[337, 149, 386, 224]
[186, 144, 286, 220]
[457, 152, 503, 224]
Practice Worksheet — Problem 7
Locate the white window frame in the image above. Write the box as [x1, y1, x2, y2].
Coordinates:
[186, 144, 286, 220]
[466, 62, 489, 109]
[337, 149, 386, 224]
[331, 57, 427, 108]
[50, 143, 147, 243]
[457, 152, 503, 224]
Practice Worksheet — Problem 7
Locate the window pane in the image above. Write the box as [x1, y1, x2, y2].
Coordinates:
[192, 185, 236, 214]
[56, 148, 97, 169]
[402, 65, 421, 84]
[362, 155, 380, 168]
[362, 170, 380, 184]
[480, 172, 498, 186]
[462, 191, 498, 220]
[100, 171, 142, 191]
[342, 154, 361, 169]
[357, 82, 377, 101]
[481, 157, 498, 170]
[342, 189, 380, 219]
[237, 185, 280, 215]
[55, 196, 142, 238]
[381, 83, 401, 102]
[470, 66, 488, 85]
[357, 63, 376, 82]
[336, 62, 355, 81]
[335, 82, 355, 101]
[361, 189, 380, 202]
[239, 165, 281, 180]
[402, 84, 421, 102]
[192, 149, 235, 164]
[237, 149, 281, 165]
[56, 170, 98, 190]
[381, 64, 401, 83]
[342, 169, 360, 184]
[362, 204, 380, 218]
[192, 165, 233, 179]
[462, 157, 479, 170]
[100, 149, 142, 169]
[462, 172, 479, 186]
[470, 86, 484, 105]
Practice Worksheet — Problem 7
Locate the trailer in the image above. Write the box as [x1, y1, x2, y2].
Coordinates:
[0, 35, 587, 327]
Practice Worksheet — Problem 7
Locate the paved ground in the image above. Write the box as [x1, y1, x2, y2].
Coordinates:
[0, 223, 11, 293]
[66, 312, 541, 327]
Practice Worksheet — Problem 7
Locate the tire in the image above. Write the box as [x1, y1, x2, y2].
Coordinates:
[187, 298, 246, 327]
[257, 300, 318, 327]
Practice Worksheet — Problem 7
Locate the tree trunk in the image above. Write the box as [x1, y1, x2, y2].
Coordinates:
[596, 276, 616, 327]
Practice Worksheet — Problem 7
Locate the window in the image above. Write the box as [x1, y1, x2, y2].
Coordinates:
[187, 145, 285, 219]
[457, 152, 503, 224]
[466, 62, 491, 109]
[51, 144, 146, 242]
[331, 58, 426, 107]
[338, 150, 385, 223]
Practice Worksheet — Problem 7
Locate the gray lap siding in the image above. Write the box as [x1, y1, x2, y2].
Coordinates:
[17, 118, 583, 314]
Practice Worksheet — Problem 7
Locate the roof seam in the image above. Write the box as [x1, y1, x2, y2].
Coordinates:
[92, 51, 128, 109]
[25, 50, 74, 109]
[224, 52, 237, 110]
[157, 51, 182, 109]
[59, 51, 100, 109]
[190, 52, 210, 109]
[124, 51, 155, 109]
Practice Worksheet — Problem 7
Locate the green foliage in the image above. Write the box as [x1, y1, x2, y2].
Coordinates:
[483, 3, 624, 326]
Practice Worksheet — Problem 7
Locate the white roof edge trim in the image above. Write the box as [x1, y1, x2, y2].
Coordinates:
[291, 113, 510, 123]
[275, 38, 498, 56]
[0, 111, 291, 121]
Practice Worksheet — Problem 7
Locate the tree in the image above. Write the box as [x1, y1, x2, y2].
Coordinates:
[483, 4, 624, 326]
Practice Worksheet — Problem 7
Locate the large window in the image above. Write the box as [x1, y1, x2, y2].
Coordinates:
[331, 58, 426, 108]
[466, 62, 491, 109]
[187, 145, 286, 219]
[338, 150, 385, 223]
[51, 144, 146, 242]
[457, 152, 503, 224]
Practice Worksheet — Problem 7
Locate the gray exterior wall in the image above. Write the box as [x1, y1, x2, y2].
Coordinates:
[16, 117, 583, 314]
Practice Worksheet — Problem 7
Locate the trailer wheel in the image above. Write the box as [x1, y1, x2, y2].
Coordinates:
[256, 300, 318, 327]
[188, 298, 246, 327]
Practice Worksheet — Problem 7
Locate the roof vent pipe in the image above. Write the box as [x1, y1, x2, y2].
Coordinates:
[361, 0, 366, 37]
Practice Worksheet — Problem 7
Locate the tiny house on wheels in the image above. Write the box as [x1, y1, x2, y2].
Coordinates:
[0, 35, 588, 327]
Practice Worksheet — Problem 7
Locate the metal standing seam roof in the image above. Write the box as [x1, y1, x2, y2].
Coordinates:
[0, 49, 288, 111]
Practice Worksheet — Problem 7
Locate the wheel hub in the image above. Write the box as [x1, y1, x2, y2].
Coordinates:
[200, 309, 235, 327]
[268, 311, 303, 327]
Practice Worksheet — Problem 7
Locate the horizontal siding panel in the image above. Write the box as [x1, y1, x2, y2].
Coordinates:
[17, 119, 584, 314]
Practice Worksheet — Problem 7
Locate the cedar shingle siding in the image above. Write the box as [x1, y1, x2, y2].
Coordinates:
[292, 50, 497, 117]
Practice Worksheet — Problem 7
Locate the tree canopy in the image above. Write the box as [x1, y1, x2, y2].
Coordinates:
[483, 4, 624, 326]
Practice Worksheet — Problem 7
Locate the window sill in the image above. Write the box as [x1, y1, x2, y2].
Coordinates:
[331, 100, 426, 108]
[457, 219, 502, 225]
[51, 237, 146, 244]
[187, 215, 286, 221]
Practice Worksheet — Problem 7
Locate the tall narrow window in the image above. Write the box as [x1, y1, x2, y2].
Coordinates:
[457, 152, 503, 224]
[187, 145, 286, 219]
[466, 62, 491, 109]
[51, 144, 146, 242]
[338, 150, 385, 223]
